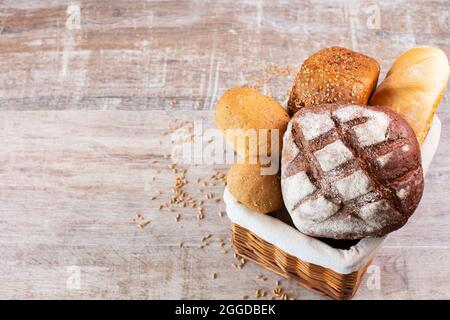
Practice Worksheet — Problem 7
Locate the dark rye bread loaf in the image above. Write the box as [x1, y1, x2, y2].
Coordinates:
[281, 103, 423, 239]
[288, 47, 379, 116]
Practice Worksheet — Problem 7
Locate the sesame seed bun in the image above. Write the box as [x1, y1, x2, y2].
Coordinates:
[288, 47, 380, 116]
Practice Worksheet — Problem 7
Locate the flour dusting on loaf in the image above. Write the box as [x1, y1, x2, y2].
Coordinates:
[282, 122, 300, 163]
[396, 188, 409, 200]
[281, 103, 424, 239]
[288, 47, 380, 116]
[333, 105, 390, 147]
[295, 195, 339, 222]
[281, 171, 316, 210]
[353, 111, 389, 147]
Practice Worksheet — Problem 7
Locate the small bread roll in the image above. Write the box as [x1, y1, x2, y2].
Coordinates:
[288, 47, 380, 115]
[215, 87, 290, 159]
[370, 46, 449, 144]
[227, 163, 283, 214]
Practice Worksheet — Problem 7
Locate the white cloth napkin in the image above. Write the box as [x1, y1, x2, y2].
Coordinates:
[224, 117, 441, 274]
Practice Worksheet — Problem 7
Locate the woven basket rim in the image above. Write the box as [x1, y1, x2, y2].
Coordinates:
[224, 187, 385, 274]
[232, 223, 372, 299]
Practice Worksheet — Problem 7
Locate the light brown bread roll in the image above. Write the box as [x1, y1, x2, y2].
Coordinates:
[288, 47, 380, 116]
[215, 87, 290, 159]
[370, 46, 449, 144]
[227, 163, 283, 214]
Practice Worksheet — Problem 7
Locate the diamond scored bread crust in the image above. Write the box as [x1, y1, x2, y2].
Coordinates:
[215, 87, 290, 159]
[281, 103, 424, 239]
[227, 163, 284, 214]
[370, 46, 450, 144]
[288, 47, 380, 116]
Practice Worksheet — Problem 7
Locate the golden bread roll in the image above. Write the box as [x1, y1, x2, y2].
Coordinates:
[288, 46, 380, 115]
[227, 163, 283, 214]
[370, 46, 449, 144]
[215, 87, 290, 159]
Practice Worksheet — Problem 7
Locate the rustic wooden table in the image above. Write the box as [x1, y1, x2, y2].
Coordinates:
[0, 0, 449, 299]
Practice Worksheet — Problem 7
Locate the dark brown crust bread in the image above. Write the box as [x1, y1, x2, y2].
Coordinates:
[288, 47, 380, 116]
[281, 103, 423, 239]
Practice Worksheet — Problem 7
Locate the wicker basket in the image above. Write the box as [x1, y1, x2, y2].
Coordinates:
[231, 223, 371, 300]
[224, 186, 384, 300]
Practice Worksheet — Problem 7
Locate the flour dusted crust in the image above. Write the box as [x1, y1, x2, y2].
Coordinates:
[369, 46, 449, 144]
[288, 47, 379, 116]
[281, 103, 423, 239]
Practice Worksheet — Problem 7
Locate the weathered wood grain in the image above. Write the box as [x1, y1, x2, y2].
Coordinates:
[0, 0, 449, 299]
